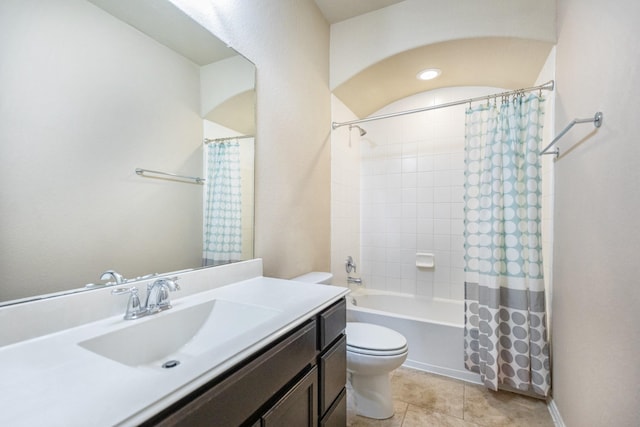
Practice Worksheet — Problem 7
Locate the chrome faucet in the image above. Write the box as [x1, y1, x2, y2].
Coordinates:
[347, 276, 363, 286]
[100, 269, 126, 286]
[112, 277, 180, 320]
[145, 277, 180, 314]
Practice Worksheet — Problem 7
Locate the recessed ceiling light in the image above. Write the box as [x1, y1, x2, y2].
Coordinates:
[417, 68, 441, 81]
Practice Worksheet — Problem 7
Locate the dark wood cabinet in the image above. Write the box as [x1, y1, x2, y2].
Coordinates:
[318, 298, 346, 349]
[319, 335, 347, 416]
[145, 298, 346, 427]
[317, 299, 347, 426]
[261, 367, 318, 427]
[320, 388, 347, 427]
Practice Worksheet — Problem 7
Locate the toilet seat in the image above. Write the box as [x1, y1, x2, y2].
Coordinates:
[346, 322, 408, 356]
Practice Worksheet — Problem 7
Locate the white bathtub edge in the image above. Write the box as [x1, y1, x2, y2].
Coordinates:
[402, 359, 483, 385]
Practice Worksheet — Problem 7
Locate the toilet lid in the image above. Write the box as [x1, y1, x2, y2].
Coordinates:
[346, 322, 408, 356]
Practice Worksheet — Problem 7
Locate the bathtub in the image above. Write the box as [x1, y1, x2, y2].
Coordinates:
[346, 289, 481, 384]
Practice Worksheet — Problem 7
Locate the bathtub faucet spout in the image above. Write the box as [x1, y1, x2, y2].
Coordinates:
[347, 276, 362, 286]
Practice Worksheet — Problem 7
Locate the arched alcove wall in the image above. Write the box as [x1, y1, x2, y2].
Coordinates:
[330, 0, 556, 117]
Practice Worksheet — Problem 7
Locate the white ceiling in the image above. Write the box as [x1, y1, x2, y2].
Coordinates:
[314, 0, 405, 23]
[88, 0, 235, 65]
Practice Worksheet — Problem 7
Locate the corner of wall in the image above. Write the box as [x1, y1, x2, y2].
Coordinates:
[330, 95, 361, 287]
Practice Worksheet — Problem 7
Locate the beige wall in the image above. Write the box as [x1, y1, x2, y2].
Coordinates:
[178, 0, 332, 278]
[553, 0, 640, 425]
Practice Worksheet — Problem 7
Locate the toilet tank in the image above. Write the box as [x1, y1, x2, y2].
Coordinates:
[291, 272, 333, 285]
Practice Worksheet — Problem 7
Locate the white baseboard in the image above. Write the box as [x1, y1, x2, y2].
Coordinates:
[547, 398, 566, 427]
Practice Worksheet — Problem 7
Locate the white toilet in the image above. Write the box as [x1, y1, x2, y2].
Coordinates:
[292, 272, 409, 420]
[345, 322, 408, 419]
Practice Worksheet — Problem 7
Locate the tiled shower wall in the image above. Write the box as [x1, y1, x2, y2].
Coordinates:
[359, 86, 553, 301]
[360, 87, 466, 299]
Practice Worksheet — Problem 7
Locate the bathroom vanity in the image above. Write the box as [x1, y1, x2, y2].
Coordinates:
[145, 298, 347, 426]
[0, 260, 349, 426]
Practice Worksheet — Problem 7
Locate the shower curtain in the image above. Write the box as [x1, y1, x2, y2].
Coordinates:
[463, 93, 550, 396]
[203, 141, 242, 266]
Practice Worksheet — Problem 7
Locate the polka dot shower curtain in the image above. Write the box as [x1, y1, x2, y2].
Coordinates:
[203, 141, 242, 266]
[463, 93, 550, 397]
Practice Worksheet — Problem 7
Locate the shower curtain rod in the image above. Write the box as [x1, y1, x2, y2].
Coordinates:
[204, 135, 254, 144]
[331, 80, 555, 130]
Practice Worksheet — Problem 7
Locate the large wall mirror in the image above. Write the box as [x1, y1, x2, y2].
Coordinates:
[0, 0, 256, 305]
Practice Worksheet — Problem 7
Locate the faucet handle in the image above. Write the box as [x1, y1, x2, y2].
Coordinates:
[112, 287, 147, 320]
[345, 256, 357, 274]
[146, 277, 180, 313]
[147, 277, 180, 292]
[164, 277, 180, 291]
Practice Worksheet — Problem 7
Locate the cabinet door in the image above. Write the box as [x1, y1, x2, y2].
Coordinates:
[262, 366, 318, 427]
[320, 388, 346, 427]
[319, 335, 346, 416]
[318, 299, 346, 350]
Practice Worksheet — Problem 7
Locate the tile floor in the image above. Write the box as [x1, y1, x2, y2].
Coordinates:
[348, 367, 555, 427]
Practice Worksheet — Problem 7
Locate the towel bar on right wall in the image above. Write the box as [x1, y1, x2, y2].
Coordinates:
[541, 112, 603, 157]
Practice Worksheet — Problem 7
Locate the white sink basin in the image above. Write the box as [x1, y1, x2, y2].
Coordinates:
[79, 299, 280, 367]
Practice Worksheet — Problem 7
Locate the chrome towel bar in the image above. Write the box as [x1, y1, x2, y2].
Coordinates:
[541, 112, 603, 157]
[135, 168, 206, 184]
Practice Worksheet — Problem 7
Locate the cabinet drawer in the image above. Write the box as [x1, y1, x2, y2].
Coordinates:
[151, 320, 317, 427]
[318, 299, 346, 350]
[320, 388, 346, 427]
[262, 366, 318, 427]
[319, 334, 346, 416]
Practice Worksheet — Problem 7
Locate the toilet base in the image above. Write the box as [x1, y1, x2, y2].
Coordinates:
[349, 372, 395, 419]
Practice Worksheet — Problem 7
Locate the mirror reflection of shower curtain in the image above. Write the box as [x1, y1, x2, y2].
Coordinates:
[203, 141, 242, 266]
[463, 93, 550, 397]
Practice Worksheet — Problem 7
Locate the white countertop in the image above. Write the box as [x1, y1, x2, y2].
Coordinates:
[0, 277, 348, 427]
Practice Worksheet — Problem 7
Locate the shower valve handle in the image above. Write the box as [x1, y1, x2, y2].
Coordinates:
[345, 256, 357, 274]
